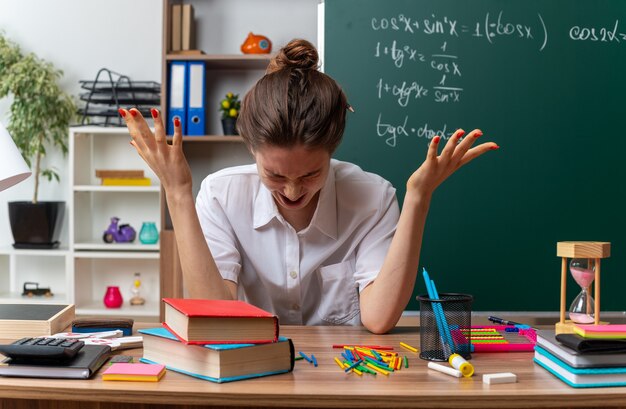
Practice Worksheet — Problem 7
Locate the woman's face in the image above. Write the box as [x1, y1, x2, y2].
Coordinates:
[254, 145, 331, 213]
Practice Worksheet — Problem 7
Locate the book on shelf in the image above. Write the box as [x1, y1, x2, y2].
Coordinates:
[102, 362, 166, 382]
[181, 4, 195, 50]
[0, 344, 111, 379]
[162, 298, 279, 344]
[138, 327, 294, 383]
[0, 304, 75, 339]
[95, 169, 144, 178]
[101, 177, 151, 186]
[171, 3, 182, 52]
[534, 345, 626, 388]
[536, 330, 626, 368]
[573, 324, 626, 339]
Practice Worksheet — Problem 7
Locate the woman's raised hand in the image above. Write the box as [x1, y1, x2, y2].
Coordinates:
[406, 129, 499, 197]
[119, 108, 193, 197]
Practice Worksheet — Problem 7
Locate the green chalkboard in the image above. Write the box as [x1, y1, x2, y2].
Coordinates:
[325, 0, 626, 312]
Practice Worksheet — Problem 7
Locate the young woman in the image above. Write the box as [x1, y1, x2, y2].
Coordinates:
[119, 39, 498, 334]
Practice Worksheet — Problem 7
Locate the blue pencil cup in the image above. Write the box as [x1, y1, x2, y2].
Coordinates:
[417, 293, 473, 361]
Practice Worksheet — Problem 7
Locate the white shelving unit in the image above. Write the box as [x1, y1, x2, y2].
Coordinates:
[0, 126, 164, 320]
[69, 126, 161, 318]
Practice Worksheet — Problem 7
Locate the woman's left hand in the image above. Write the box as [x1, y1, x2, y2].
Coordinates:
[406, 129, 498, 197]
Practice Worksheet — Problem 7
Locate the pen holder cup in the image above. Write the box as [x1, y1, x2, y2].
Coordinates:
[417, 293, 473, 362]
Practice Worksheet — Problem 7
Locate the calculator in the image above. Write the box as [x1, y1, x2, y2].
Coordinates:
[0, 337, 85, 361]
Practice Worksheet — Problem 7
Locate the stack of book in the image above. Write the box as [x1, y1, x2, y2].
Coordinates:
[138, 298, 294, 383]
[96, 169, 151, 186]
[534, 326, 626, 388]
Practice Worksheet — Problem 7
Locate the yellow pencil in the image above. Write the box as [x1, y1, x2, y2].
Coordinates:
[334, 357, 345, 369]
[399, 341, 418, 353]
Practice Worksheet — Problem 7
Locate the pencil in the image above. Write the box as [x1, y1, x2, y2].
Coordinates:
[343, 359, 363, 373]
[365, 362, 390, 376]
[299, 351, 313, 363]
[357, 365, 377, 375]
[334, 357, 345, 369]
[399, 342, 418, 353]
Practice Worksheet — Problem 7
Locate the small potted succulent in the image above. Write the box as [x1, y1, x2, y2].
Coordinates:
[219, 92, 240, 135]
[0, 33, 75, 248]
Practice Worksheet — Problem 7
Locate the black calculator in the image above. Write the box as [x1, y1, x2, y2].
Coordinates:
[0, 337, 84, 361]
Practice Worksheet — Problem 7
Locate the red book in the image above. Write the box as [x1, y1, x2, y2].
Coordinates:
[162, 298, 279, 344]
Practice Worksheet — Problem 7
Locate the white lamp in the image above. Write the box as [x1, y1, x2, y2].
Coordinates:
[0, 121, 31, 191]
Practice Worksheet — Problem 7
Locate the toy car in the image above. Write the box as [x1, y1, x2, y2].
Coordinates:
[22, 282, 53, 297]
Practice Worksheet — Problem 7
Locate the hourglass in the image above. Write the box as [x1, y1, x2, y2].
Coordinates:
[568, 258, 595, 324]
[556, 241, 610, 334]
[129, 272, 146, 306]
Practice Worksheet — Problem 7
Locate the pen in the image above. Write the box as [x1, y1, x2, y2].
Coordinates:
[488, 316, 524, 326]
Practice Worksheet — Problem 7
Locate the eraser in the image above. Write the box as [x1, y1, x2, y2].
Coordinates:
[483, 372, 517, 384]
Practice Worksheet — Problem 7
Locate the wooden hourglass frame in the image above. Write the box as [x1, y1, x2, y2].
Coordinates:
[556, 241, 610, 334]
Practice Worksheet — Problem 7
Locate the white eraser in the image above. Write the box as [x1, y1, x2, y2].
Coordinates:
[483, 372, 517, 384]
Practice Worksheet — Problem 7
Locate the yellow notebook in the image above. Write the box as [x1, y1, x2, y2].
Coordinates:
[101, 177, 151, 186]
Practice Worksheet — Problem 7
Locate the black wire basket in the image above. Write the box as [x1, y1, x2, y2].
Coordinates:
[78, 68, 160, 127]
[417, 293, 473, 361]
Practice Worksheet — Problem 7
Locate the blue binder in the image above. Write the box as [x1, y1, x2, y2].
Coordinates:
[167, 61, 188, 135]
[186, 61, 206, 136]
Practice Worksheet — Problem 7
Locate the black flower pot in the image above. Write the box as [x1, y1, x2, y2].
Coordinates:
[8, 201, 65, 249]
[221, 118, 238, 135]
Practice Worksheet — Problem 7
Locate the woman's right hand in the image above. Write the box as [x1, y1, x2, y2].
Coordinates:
[119, 108, 193, 199]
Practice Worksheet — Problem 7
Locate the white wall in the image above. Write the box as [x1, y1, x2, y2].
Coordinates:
[0, 0, 162, 246]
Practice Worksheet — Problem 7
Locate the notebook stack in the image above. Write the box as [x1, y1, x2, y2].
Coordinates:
[138, 298, 294, 383]
[534, 326, 626, 388]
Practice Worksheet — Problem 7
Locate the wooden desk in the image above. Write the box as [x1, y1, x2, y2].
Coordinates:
[1, 325, 626, 409]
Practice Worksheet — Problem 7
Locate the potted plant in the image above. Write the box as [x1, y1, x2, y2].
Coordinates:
[0, 33, 76, 248]
[219, 92, 240, 135]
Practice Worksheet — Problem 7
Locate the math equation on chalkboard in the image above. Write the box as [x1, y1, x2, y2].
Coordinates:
[328, 1, 626, 148]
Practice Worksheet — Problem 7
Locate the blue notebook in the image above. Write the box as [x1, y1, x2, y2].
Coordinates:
[534, 345, 626, 388]
[138, 327, 294, 383]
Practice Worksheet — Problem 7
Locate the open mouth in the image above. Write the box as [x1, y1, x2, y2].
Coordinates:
[279, 193, 306, 208]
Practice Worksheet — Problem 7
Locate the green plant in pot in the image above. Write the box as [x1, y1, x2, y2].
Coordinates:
[0, 33, 75, 249]
[219, 92, 240, 135]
